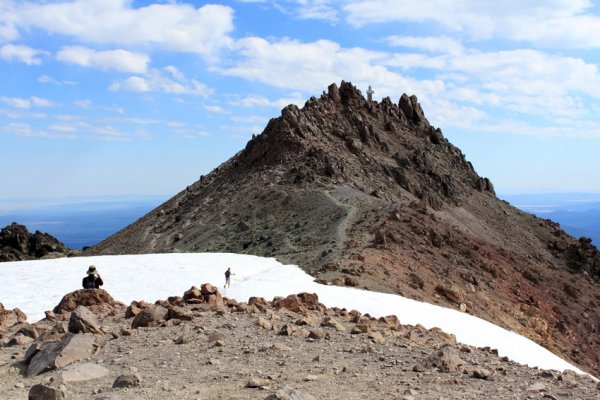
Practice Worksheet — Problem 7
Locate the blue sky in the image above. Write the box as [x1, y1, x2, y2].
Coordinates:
[2, 0, 600, 201]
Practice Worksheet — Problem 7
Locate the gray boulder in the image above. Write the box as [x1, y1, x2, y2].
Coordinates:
[131, 305, 169, 329]
[61, 362, 109, 382]
[113, 373, 141, 388]
[28, 384, 68, 400]
[69, 305, 102, 334]
[28, 333, 95, 377]
[423, 347, 464, 372]
[265, 386, 316, 400]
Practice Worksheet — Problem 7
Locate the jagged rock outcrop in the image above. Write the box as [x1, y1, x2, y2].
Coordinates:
[86, 82, 600, 376]
[0, 222, 71, 262]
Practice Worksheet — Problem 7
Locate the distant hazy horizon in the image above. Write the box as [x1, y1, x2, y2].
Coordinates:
[0, 194, 168, 249]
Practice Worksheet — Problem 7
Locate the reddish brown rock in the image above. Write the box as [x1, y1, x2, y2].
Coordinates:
[435, 284, 464, 304]
[28, 384, 68, 400]
[131, 305, 169, 329]
[113, 373, 142, 388]
[183, 286, 202, 303]
[249, 296, 268, 307]
[273, 293, 321, 313]
[321, 317, 346, 332]
[201, 283, 219, 295]
[0, 303, 27, 330]
[351, 324, 370, 334]
[423, 347, 464, 373]
[167, 296, 184, 306]
[379, 315, 401, 330]
[297, 293, 320, 308]
[257, 317, 273, 330]
[294, 313, 320, 326]
[201, 283, 223, 305]
[368, 331, 385, 344]
[53, 289, 124, 315]
[13, 322, 38, 339]
[125, 300, 150, 319]
[429, 327, 456, 343]
[168, 306, 193, 321]
[274, 295, 304, 313]
[44, 310, 59, 322]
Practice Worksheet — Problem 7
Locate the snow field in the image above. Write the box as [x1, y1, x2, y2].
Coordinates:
[0, 253, 593, 378]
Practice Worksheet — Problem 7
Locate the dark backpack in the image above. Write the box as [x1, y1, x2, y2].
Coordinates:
[83, 276, 96, 289]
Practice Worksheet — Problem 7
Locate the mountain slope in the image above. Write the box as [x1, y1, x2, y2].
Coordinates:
[87, 82, 600, 375]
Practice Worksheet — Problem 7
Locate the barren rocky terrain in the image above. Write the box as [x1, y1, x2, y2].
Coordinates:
[1, 287, 599, 400]
[85, 82, 600, 377]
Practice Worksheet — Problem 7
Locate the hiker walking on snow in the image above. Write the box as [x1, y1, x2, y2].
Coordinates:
[224, 267, 235, 288]
[82, 265, 104, 289]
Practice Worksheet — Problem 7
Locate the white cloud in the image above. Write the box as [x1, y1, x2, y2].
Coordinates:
[1, 97, 30, 109]
[0, 23, 19, 44]
[49, 124, 77, 133]
[110, 66, 213, 97]
[0, 96, 55, 109]
[295, 0, 339, 22]
[8, 1, 233, 57]
[259, 0, 339, 22]
[74, 99, 92, 109]
[221, 37, 424, 95]
[222, 33, 600, 138]
[381, 47, 600, 123]
[467, 118, 600, 139]
[344, 0, 600, 48]
[0, 0, 19, 43]
[38, 75, 77, 85]
[387, 36, 464, 55]
[3, 122, 75, 139]
[230, 115, 268, 124]
[204, 105, 226, 113]
[0, 109, 47, 120]
[0, 44, 47, 65]
[30, 97, 54, 107]
[230, 94, 306, 109]
[110, 77, 150, 93]
[56, 46, 149, 73]
[36, 119, 128, 141]
[425, 98, 487, 130]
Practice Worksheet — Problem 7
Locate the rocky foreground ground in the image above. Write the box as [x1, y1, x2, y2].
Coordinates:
[1, 286, 599, 400]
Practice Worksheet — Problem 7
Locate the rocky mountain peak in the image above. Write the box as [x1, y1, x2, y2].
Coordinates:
[88, 81, 600, 376]
[236, 81, 493, 211]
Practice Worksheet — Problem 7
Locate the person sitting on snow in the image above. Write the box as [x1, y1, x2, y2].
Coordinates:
[82, 265, 104, 289]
